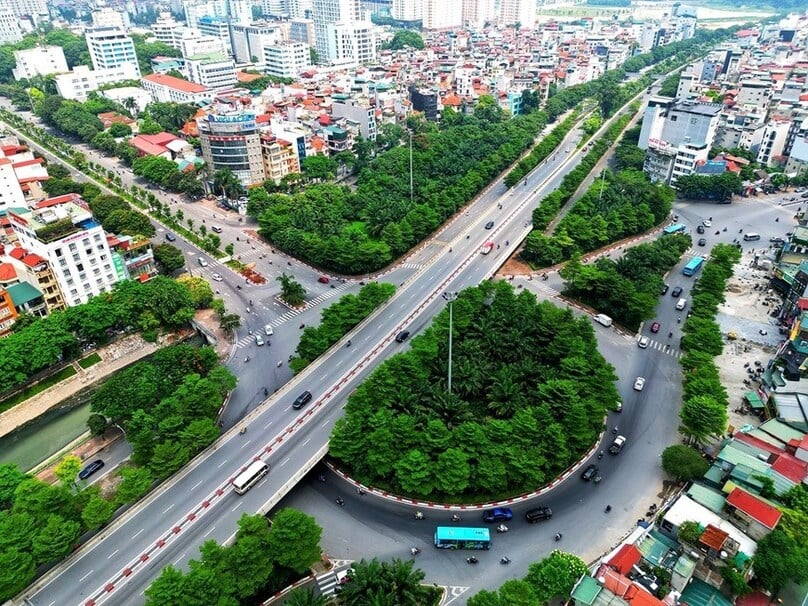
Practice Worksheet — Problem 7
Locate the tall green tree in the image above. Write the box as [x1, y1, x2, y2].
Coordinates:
[212, 168, 242, 199]
[267, 509, 322, 573]
[277, 273, 306, 307]
[524, 550, 588, 604]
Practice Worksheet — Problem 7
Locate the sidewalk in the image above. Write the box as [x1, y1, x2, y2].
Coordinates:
[0, 334, 161, 439]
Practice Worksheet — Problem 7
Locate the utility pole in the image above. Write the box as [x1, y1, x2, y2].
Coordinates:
[442, 291, 459, 394]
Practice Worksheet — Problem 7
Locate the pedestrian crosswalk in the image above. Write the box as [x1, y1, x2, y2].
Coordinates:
[317, 560, 354, 598]
[638, 337, 682, 359]
[400, 262, 424, 270]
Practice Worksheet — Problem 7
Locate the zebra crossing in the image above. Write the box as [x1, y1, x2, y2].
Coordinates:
[638, 337, 683, 359]
[316, 560, 354, 598]
[400, 262, 424, 270]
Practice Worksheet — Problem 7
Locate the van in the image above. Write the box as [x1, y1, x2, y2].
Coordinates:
[676, 298, 687, 311]
[593, 313, 612, 327]
[211, 226, 223, 233]
[743, 233, 761, 241]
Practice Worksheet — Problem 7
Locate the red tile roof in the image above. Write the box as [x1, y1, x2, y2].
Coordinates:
[130, 133, 178, 157]
[726, 488, 782, 529]
[143, 73, 209, 94]
[771, 454, 808, 484]
[0, 263, 17, 281]
[34, 193, 83, 209]
[700, 524, 730, 551]
[12, 157, 44, 168]
[606, 543, 642, 575]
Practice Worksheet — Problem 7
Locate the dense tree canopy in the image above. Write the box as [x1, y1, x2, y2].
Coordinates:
[336, 558, 438, 606]
[384, 30, 425, 50]
[330, 281, 618, 499]
[675, 172, 742, 202]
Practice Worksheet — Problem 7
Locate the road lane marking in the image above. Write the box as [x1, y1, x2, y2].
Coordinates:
[263, 421, 272, 430]
[302, 438, 311, 446]
[192, 480, 202, 490]
[240, 440, 251, 449]
[173, 553, 186, 565]
[107, 549, 118, 559]
[204, 526, 216, 537]
[132, 528, 144, 539]
[217, 459, 228, 468]
[231, 502, 242, 512]
[162, 504, 174, 514]
[321, 420, 330, 428]
[79, 570, 94, 583]
[279, 458, 290, 467]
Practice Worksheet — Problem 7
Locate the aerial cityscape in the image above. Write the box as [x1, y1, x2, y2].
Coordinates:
[0, 0, 807, 605]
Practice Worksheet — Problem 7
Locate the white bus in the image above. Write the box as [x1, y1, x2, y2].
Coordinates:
[232, 460, 269, 495]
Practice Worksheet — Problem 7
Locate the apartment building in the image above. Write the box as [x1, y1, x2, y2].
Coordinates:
[422, 0, 461, 29]
[183, 0, 229, 28]
[0, 0, 47, 23]
[391, 0, 421, 22]
[0, 6, 22, 44]
[141, 73, 214, 104]
[54, 64, 140, 101]
[8, 195, 121, 307]
[311, 0, 361, 63]
[12, 46, 68, 80]
[331, 95, 376, 140]
[151, 13, 188, 49]
[196, 16, 233, 49]
[499, 0, 535, 29]
[4, 246, 64, 314]
[85, 26, 141, 77]
[186, 52, 237, 89]
[230, 23, 283, 64]
[91, 8, 130, 30]
[0, 157, 24, 213]
[260, 134, 300, 183]
[462, 0, 494, 30]
[198, 102, 265, 187]
[263, 42, 311, 78]
[180, 29, 229, 59]
[326, 21, 377, 66]
[0, 286, 17, 336]
[736, 79, 772, 112]
[756, 118, 791, 166]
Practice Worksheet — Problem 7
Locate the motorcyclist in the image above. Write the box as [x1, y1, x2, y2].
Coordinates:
[451, 514, 461, 522]
[410, 547, 420, 556]
[605, 505, 612, 513]
[467, 556, 479, 564]
[554, 533, 562, 541]
[263, 387, 268, 396]
[668, 331, 673, 338]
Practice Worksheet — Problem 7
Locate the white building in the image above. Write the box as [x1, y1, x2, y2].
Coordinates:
[756, 118, 790, 166]
[263, 42, 311, 78]
[462, 0, 494, 29]
[326, 21, 376, 66]
[311, 0, 361, 63]
[736, 79, 771, 112]
[0, 0, 47, 24]
[141, 73, 214, 104]
[391, 0, 421, 22]
[422, 0, 461, 29]
[8, 196, 122, 307]
[196, 15, 232, 50]
[262, 0, 289, 18]
[186, 52, 237, 89]
[183, 0, 229, 27]
[91, 8, 130, 30]
[12, 46, 68, 81]
[85, 26, 141, 77]
[180, 29, 228, 59]
[230, 23, 283, 64]
[331, 96, 376, 140]
[288, 0, 312, 19]
[499, 0, 535, 29]
[0, 157, 26, 212]
[0, 7, 22, 44]
[151, 13, 188, 49]
[54, 64, 141, 101]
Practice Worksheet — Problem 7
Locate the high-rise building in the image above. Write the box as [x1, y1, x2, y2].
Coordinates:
[91, 8, 130, 30]
[0, 7, 22, 44]
[230, 23, 282, 64]
[186, 52, 237, 89]
[85, 26, 141, 77]
[289, 0, 313, 19]
[198, 100, 266, 187]
[7, 195, 122, 307]
[326, 20, 376, 66]
[462, 0, 494, 29]
[0, 0, 47, 25]
[262, 0, 289, 18]
[422, 0, 461, 29]
[289, 18, 315, 44]
[311, 0, 361, 63]
[197, 15, 233, 50]
[12, 46, 68, 80]
[183, 0, 228, 27]
[498, 0, 534, 29]
[180, 28, 229, 59]
[151, 13, 188, 49]
[263, 42, 311, 78]
[391, 0, 421, 22]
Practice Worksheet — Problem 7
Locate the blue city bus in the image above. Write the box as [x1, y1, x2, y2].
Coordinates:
[683, 256, 705, 276]
[434, 526, 491, 550]
[663, 223, 687, 235]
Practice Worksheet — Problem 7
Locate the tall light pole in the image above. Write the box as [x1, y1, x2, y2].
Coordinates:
[442, 291, 459, 394]
[409, 131, 414, 205]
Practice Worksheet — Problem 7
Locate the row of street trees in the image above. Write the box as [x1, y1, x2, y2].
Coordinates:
[330, 281, 619, 499]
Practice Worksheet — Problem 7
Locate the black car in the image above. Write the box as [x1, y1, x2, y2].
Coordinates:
[78, 459, 105, 480]
[581, 464, 599, 481]
[671, 286, 683, 297]
[661, 284, 669, 295]
[698, 238, 707, 246]
[395, 331, 410, 343]
[696, 225, 705, 234]
[525, 506, 553, 523]
[484, 221, 494, 230]
[292, 390, 313, 410]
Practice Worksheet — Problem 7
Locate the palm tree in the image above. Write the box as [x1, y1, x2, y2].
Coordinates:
[285, 588, 327, 606]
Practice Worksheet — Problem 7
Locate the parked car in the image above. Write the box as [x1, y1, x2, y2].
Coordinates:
[638, 336, 649, 348]
[661, 284, 669, 295]
[78, 459, 105, 480]
[650, 322, 660, 333]
[318, 276, 330, 284]
[482, 507, 513, 522]
[525, 506, 553, 523]
[581, 464, 599, 481]
[634, 377, 646, 391]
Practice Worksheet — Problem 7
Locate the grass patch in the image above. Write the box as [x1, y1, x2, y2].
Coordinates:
[0, 365, 78, 413]
[78, 352, 102, 369]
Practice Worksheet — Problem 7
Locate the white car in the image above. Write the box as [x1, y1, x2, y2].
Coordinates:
[264, 324, 273, 336]
[633, 377, 646, 391]
[255, 334, 265, 346]
[638, 336, 649, 349]
[211, 273, 223, 282]
[702, 219, 712, 227]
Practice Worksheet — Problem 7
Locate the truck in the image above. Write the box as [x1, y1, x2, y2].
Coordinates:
[609, 435, 626, 455]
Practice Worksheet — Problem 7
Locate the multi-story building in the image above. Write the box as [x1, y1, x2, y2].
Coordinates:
[262, 0, 290, 18]
[180, 29, 228, 59]
[736, 79, 771, 112]
[756, 118, 790, 167]
[260, 133, 300, 183]
[0, 0, 47, 23]
[499, 0, 535, 29]
[263, 42, 311, 78]
[183, 0, 229, 28]
[107, 234, 157, 283]
[186, 52, 237, 89]
[311, 0, 361, 63]
[0, 286, 17, 336]
[289, 0, 312, 19]
[12, 46, 68, 80]
[141, 73, 214, 104]
[327, 20, 377, 66]
[391, 0, 421, 23]
[289, 18, 315, 44]
[422, 0, 461, 29]
[91, 8, 130, 30]
[461, 0, 494, 29]
[196, 15, 232, 50]
[85, 26, 141, 77]
[0, 157, 26, 212]
[7, 195, 121, 307]
[331, 95, 376, 140]
[198, 101, 266, 187]
[5, 246, 65, 313]
[54, 64, 141, 101]
[0, 6, 22, 44]
[151, 12, 188, 49]
[230, 23, 283, 64]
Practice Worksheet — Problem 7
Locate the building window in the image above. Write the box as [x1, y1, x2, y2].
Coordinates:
[69, 243, 77, 252]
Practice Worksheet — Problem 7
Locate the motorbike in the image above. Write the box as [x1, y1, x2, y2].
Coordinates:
[466, 556, 479, 564]
[605, 505, 612, 513]
[554, 533, 562, 542]
[414, 511, 425, 520]
[500, 557, 511, 565]
[597, 451, 604, 460]
[239, 426, 247, 435]
[496, 524, 508, 533]
[346, 340, 352, 347]
[263, 387, 268, 396]
[646, 504, 658, 517]
[410, 547, 421, 556]
[451, 514, 461, 522]
[335, 497, 345, 507]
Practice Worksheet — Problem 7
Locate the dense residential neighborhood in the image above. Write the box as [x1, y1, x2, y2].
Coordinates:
[0, 0, 807, 605]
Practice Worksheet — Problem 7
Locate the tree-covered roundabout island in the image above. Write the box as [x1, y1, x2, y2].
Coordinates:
[329, 281, 620, 502]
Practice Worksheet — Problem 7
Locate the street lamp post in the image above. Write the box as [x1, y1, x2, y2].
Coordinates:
[442, 291, 459, 394]
[409, 131, 414, 205]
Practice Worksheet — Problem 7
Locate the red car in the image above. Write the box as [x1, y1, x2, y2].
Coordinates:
[317, 276, 329, 284]
[650, 322, 661, 333]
